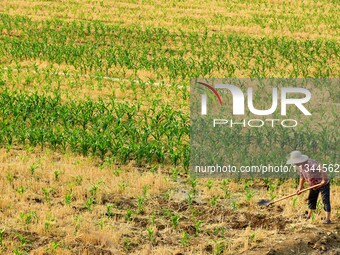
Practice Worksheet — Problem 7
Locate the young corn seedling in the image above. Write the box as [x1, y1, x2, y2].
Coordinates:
[30, 163, 37, 175]
[83, 197, 95, 211]
[213, 240, 225, 255]
[123, 238, 131, 252]
[292, 197, 298, 209]
[44, 213, 55, 232]
[112, 168, 121, 177]
[53, 170, 60, 181]
[98, 218, 105, 230]
[74, 175, 83, 186]
[20, 211, 38, 226]
[0, 228, 4, 246]
[73, 215, 82, 235]
[171, 168, 180, 182]
[125, 209, 132, 221]
[46, 241, 59, 254]
[250, 232, 256, 243]
[245, 188, 254, 201]
[194, 220, 202, 236]
[186, 191, 194, 205]
[44, 221, 50, 232]
[162, 191, 170, 201]
[106, 204, 114, 217]
[16, 232, 28, 247]
[311, 211, 315, 223]
[42, 188, 52, 204]
[142, 185, 149, 197]
[65, 192, 73, 205]
[231, 199, 238, 211]
[180, 231, 190, 247]
[171, 215, 180, 229]
[13, 248, 26, 255]
[6, 173, 14, 186]
[207, 179, 213, 190]
[188, 177, 198, 195]
[220, 179, 230, 198]
[89, 180, 103, 198]
[118, 181, 128, 192]
[210, 196, 218, 206]
[17, 186, 26, 195]
[146, 228, 155, 243]
[137, 196, 145, 214]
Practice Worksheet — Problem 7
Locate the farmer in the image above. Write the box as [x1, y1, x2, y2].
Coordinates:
[287, 151, 331, 224]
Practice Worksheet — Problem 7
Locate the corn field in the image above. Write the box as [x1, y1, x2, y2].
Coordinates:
[0, 1, 339, 254]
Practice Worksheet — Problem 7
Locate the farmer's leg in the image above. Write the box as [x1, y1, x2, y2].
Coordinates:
[320, 182, 331, 221]
[307, 189, 319, 218]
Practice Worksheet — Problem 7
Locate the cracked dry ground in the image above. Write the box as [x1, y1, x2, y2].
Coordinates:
[1, 193, 339, 254]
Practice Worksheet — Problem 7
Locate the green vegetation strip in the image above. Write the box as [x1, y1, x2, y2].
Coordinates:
[0, 88, 190, 167]
[1, 14, 339, 80]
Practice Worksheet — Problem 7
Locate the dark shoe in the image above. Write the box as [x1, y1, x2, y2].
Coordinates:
[323, 220, 331, 224]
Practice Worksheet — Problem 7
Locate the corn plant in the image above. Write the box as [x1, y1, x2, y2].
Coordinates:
[19, 211, 37, 225]
[46, 241, 59, 254]
[16, 186, 26, 195]
[194, 220, 202, 236]
[29, 164, 37, 175]
[13, 248, 27, 255]
[292, 197, 298, 209]
[98, 218, 104, 230]
[125, 209, 132, 221]
[180, 231, 190, 247]
[245, 188, 254, 201]
[210, 196, 218, 206]
[118, 181, 128, 192]
[137, 196, 145, 214]
[53, 170, 60, 181]
[171, 168, 180, 182]
[207, 180, 213, 190]
[146, 228, 155, 243]
[213, 240, 225, 255]
[73, 215, 82, 235]
[171, 215, 180, 229]
[0, 89, 190, 168]
[0, 228, 4, 246]
[74, 175, 82, 186]
[83, 198, 95, 211]
[188, 177, 197, 194]
[65, 192, 73, 205]
[220, 180, 230, 198]
[231, 199, 238, 211]
[106, 204, 114, 217]
[42, 188, 52, 203]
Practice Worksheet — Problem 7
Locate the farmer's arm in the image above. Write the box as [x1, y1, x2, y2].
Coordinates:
[296, 177, 305, 195]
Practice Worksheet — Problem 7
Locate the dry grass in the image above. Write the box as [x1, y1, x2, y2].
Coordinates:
[0, 148, 339, 254]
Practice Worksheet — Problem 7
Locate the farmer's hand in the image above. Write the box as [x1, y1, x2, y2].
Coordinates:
[320, 179, 326, 186]
[296, 187, 302, 195]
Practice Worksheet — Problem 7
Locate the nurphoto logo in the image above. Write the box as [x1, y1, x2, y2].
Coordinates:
[190, 78, 338, 179]
[198, 81, 312, 128]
